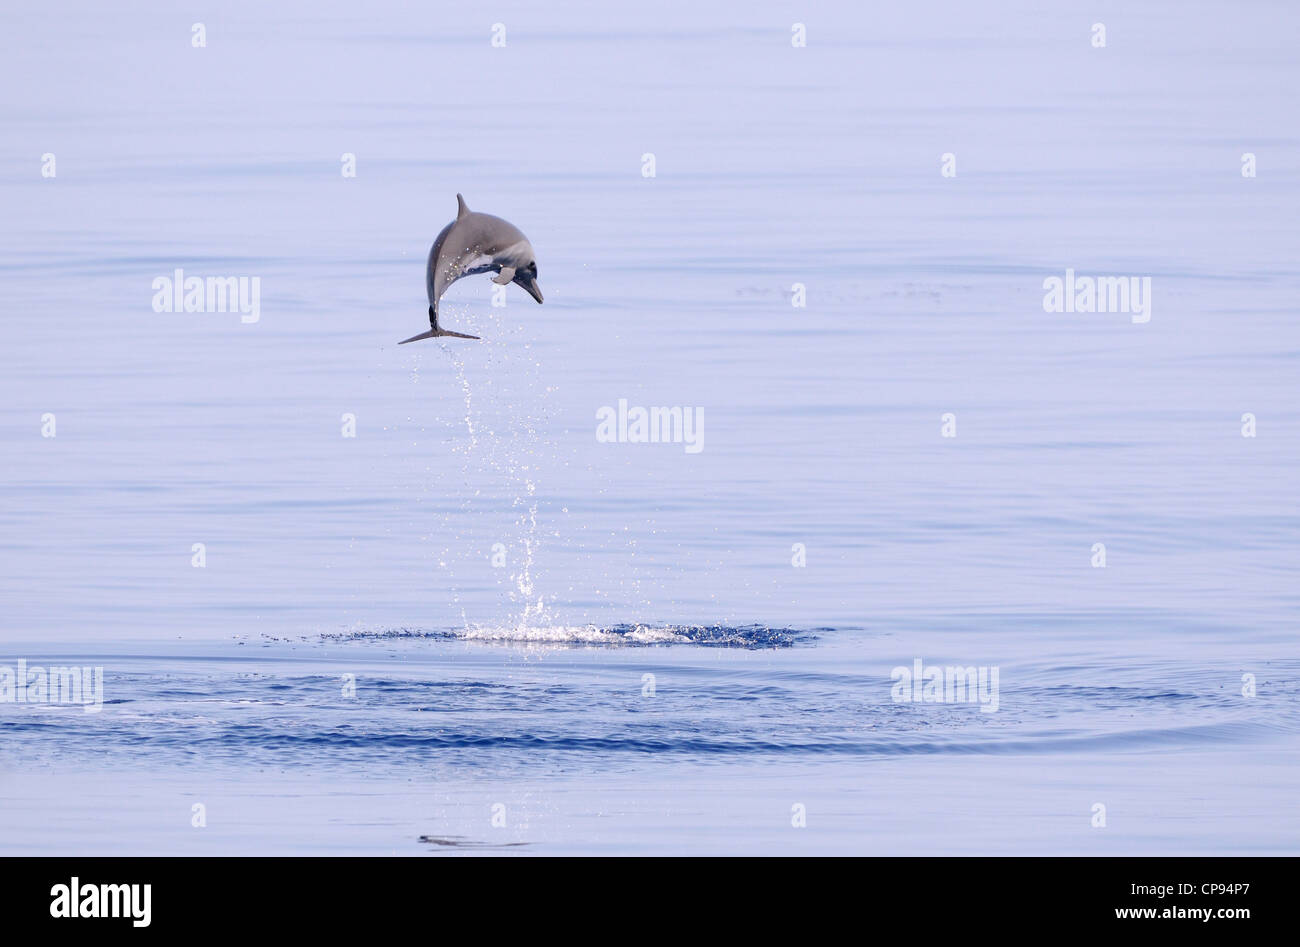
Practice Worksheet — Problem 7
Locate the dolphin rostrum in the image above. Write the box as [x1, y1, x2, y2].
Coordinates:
[399, 194, 543, 343]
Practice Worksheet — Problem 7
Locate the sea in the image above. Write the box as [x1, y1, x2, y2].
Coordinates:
[1, 0, 1297, 854]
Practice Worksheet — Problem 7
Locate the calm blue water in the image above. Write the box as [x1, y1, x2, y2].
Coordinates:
[1, 0, 1298, 854]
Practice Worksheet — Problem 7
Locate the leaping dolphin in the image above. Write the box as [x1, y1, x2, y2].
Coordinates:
[399, 194, 543, 343]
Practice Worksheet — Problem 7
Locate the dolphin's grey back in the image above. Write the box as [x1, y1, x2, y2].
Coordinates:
[426, 198, 531, 311]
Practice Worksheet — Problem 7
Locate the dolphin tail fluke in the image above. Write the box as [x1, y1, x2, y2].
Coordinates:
[400, 302, 480, 342]
[399, 327, 481, 343]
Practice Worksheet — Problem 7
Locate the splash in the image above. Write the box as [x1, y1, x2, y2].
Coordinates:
[326, 623, 814, 649]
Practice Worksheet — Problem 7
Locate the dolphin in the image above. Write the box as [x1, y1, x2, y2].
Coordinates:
[399, 194, 543, 343]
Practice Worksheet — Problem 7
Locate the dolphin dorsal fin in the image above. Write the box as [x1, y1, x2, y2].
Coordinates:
[456, 193, 470, 219]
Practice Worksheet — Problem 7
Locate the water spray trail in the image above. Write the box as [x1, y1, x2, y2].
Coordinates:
[438, 341, 481, 632]
[511, 477, 544, 630]
[430, 322, 560, 635]
[442, 343, 478, 453]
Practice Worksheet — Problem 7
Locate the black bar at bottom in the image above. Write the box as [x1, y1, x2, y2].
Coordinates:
[1, 856, 1285, 933]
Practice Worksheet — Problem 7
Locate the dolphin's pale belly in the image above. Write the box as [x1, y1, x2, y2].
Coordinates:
[455, 252, 498, 279]
[437, 243, 531, 296]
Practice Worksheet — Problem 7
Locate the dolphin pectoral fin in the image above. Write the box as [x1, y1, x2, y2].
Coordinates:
[398, 328, 481, 344]
[492, 266, 515, 285]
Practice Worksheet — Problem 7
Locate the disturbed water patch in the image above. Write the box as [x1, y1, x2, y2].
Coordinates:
[418, 835, 530, 850]
[323, 623, 817, 649]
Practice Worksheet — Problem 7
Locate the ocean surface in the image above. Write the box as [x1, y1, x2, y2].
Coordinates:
[1, 0, 1298, 854]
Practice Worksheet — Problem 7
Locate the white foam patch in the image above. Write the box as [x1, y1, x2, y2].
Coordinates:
[457, 624, 689, 645]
